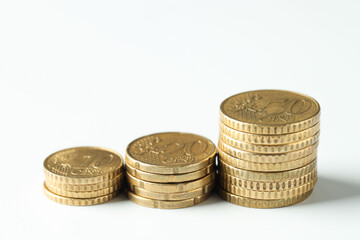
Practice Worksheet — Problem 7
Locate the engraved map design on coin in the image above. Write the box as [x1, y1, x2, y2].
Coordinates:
[127, 133, 216, 166]
[221, 90, 320, 125]
[44, 147, 122, 177]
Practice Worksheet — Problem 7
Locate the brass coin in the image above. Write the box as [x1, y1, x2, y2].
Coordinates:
[126, 189, 212, 209]
[43, 183, 118, 206]
[219, 130, 320, 154]
[127, 181, 215, 201]
[219, 177, 317, 200]
[218, 140, 318, 163]
[218, 169, 317, 191]
[126, 172, 215, 193]
[218, 158, 317, 181]
[44, 147, 124, 185]
[45, 182, 122, 198]
[218, 187, 313, 208]
[220, 121, 320, 145]
[45, 174, 123, 192]
[218, 148, 317, 172]
[220, 90, 320, 134]
[125, 163, 215, 183]
[125, 132, 216, 174]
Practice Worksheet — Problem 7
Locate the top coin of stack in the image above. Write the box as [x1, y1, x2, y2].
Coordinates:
[217, 90, 320, 208]
[43, 147, 124, 206]
[125, 132, 216, 209]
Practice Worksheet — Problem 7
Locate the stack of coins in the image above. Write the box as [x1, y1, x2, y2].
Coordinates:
[43, 147, 124, 206]
[125, 132, 217, 209]
[217, 90, 320, 208]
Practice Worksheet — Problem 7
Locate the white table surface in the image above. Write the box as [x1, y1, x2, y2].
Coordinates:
[1, 1, 359, 239]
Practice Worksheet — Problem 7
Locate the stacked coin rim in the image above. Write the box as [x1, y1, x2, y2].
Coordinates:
[43, 146, 124, 206]
[217, 90, 320, 208]
[125, 132, 217, 209]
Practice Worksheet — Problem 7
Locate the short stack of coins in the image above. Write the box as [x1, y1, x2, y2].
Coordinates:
[43, 147, 124, 206]
[217, 90, 320, 208]
[125, 132, 217, 209]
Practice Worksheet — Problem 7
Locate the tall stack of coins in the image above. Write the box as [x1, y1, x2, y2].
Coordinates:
[217, 90, 320, 208]
[43, 147, 124, 206]
[125, 132, 216, 209]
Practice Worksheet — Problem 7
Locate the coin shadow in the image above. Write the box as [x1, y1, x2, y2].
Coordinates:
[198, 191, 224, 207]
[106, 190, 128, 205]
[301, 175, 360, 205]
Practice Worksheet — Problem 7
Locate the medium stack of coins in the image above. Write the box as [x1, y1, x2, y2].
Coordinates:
[125, 132, 217, 209]
[217, 90, 320, 208]
[43, 147, 124, 206]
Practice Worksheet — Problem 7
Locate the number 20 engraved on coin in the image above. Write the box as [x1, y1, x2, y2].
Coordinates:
[126, 132, 216, 174]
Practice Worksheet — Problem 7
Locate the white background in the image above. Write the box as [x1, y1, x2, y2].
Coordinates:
[1, 1, 360, 239]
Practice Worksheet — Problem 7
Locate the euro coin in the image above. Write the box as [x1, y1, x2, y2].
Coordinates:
[218, 140, 318, 163]
[219, 177, 317, 200]
[45, 181, 121, 198]
[220, 90, 320, 134]
[126, 172, 215, 193]
[125, 132, 216, 174]
[126, 189, 212, 209]
[219, 121, 320, 145]
[43, 183, 118, 206]
[45, 174, 123, 192]
[44, 147, 124, 185]
[218, 170, 317, 191]
[218, 148, 317, 172]
[218, 158, 317, 181]
[218, 187, 313, 208]
[125, 163, 215, 183]
[127, 181, 215, 201]
[219, 130, 320, 154]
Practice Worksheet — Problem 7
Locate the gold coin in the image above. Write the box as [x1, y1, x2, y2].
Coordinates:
[220, 90, 320, 134]
[219, 130, 320, 154]
[127, 181, 215, 201]
[43, 183, 118, 206]
[45, 174, 123, 192]
[218, 187, 313, 208]
[219, 177, 317, 200]
[218, 158, 317, 181]
[45, 181, 121, 198]
[218, 148, 317, 172]
[220, 121, 320, 145]
[126, 189, 212, 209]
[218, 140, 318, 163]
[44, 147, 124, 185]
[126, 172, 215, 193]
[218, 169, 317, 191]
[125, 132, 216, 174]
[125, 163, 215, 183]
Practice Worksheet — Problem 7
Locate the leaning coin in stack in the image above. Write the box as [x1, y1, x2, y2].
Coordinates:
[125, 132, 216, 209]
[217, 90, 320, 208]
[43, 147, 124, 206]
